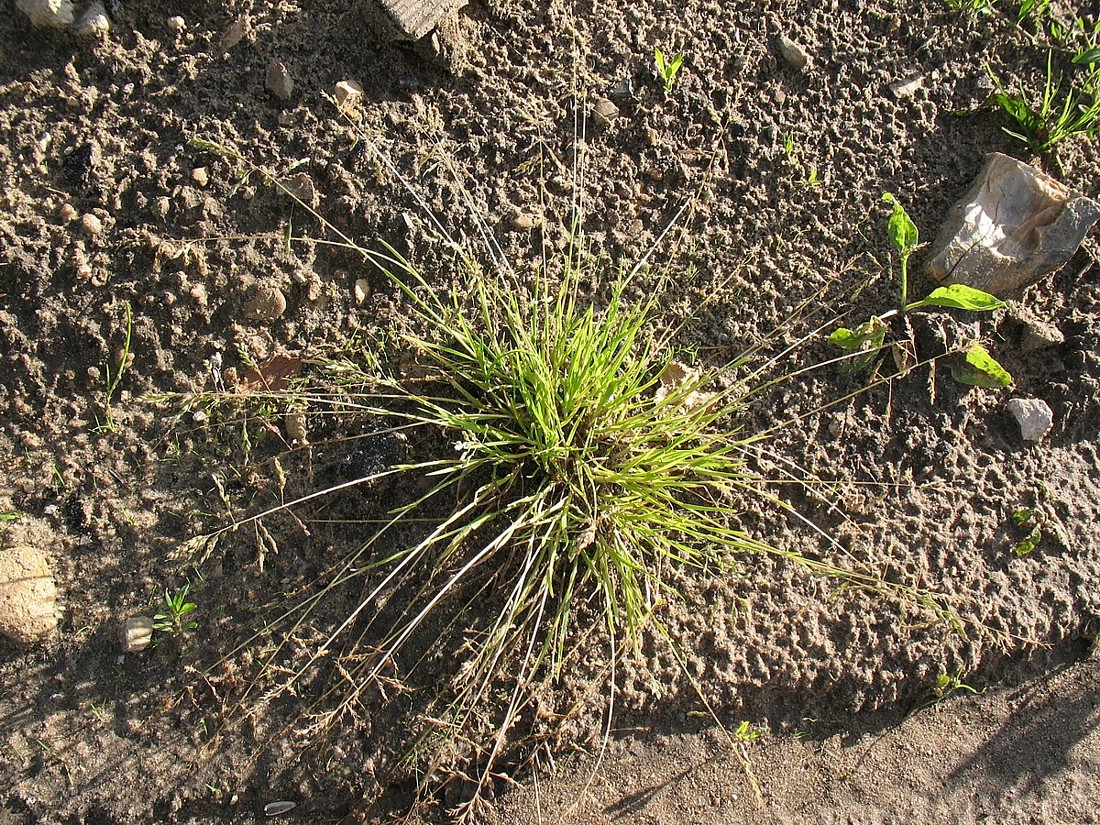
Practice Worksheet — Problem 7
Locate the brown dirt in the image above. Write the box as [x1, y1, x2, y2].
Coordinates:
[1, 1, 1099, 823]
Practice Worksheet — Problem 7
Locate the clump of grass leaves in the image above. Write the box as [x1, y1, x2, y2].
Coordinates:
[183, 135, 950, 818]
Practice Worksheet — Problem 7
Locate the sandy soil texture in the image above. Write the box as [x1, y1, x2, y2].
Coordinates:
[1, 0, 1099, 822]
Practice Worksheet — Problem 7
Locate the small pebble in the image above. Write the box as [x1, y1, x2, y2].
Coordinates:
[191, 167, 209, 187]
[266, 61, 294, 101]
[285, 411, 308, 445]
[242, 285, 287, 323]
[353, 278, 371, 305]
[1006, 397, 1054, 442]
[889, 76, 924, 99]
[591, 97, 619, 127]
[17, 0, 75, 28]
[120, 616, 154, 653]
[335, 80, 364, 110]
[74, 1, 109, 36]
[1019, 320, 1064, 353]
[58, 203, 77, 222]
[81, 213, 103, 235]
[777, 35, 812, 72]
[219, 16, 249, 53]
[167, 15, 185, 31]
[282, 173, 317, 207]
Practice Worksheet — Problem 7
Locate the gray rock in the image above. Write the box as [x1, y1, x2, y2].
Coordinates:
[926, 152, 1100, 295]
[0, 545, 59, 645]
[1019, 320, 1065, 353]
[242, 285, 287, 323]
[266, 61, 294, 101]
[360, 0, 466, 41]
[590, 97, 620, 127]
[74, 1, 109, 36]
[777, 35, 812, 72]
[1006, 397, 1054, 442]
[16, 0, 74, 28]
[889, 75, 923, 99]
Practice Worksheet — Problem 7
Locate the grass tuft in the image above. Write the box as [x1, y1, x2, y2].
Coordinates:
[178, 135, 959, 817]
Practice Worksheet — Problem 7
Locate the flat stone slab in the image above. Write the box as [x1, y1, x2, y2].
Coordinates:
[363, 0, 466, 41]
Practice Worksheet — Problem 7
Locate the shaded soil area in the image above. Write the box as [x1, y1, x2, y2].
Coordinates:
[1, 0, 1098, 822]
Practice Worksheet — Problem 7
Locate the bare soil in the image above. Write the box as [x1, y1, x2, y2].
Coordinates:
[1, 1, 1099, 823]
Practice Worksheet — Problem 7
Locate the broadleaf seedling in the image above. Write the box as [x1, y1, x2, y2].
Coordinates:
[1010, 504, 1069, 556]
[830, 193, 1012, 387]
[153, 584, 198, 637]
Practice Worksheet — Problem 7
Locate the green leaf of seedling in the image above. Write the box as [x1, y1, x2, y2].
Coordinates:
[882, 193, 918, 257]
[1074, 46, 1100, 66]
[830, 317, 887, 371]
[1012, 508, 1036, 526]
[948, 343, 1013, 388]
[829, 317, 887, 351]
[654, 47, 685, 92]
[828, 328, 865, 350]
[907, 284, 1008, 312]
[1013, 527, 1042, 556]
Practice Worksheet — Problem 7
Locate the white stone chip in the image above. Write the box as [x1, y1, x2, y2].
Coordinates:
[1006, 397, 1054, 442]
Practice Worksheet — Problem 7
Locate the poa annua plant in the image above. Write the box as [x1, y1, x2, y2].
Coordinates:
[180, 133, 961, 819]
[991, 51, 1100, 167]
[830, 193, 1013, 388]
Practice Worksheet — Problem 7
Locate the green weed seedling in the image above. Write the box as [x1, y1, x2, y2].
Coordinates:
[992, 51, 1100, 167]
[153, 584, 198, 637]
[945, 0, 996, 16]
[654, 47, 685, 93]
[922, 670, 982, 709]
[93, 301, 133, 433]
[782, 132, 824, 188]
[829, 194, 1012, 387]
[734, 720, 762, 742]
[1010, 505, 1069, 556]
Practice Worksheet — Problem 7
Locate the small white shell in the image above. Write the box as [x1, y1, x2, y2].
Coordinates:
[264, 801, 296, 816]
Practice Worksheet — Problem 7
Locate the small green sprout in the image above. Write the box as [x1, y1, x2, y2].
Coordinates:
[733, 720, 762, 741]
[882, 193, 919, 310]
[654, 47, 685, 93]
[945, 0, 996, 16]
[783, 132, 824, 188]
[1010, 505, 1069, 556]
[94, 300, 133, 433]
[153, 584, 198, 637]
[930, 670, 981, 702]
